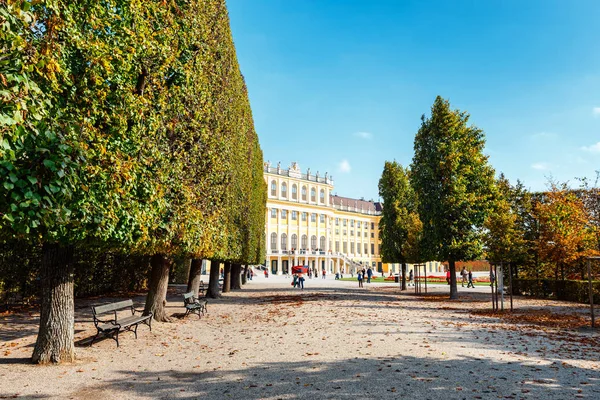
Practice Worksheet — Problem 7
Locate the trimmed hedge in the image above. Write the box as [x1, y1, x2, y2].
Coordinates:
[512, 278, 600, 304]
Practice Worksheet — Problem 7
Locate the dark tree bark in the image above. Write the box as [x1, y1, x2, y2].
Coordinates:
[401, 263, 407, 291]
[32, 243, 75, 364]
[231, 263, 242, 290]
[449, 259, 458, 300]
[206, 260, 221, 298]
[186, 258, 203, 297]
[222, 262, 232, 293]
[144, 254, 171, 322]
[242, 265, 248, 285]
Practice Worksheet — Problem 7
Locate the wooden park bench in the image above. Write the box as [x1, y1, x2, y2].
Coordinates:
[183, 292, 208, 318]
[91, 300, 152, 347]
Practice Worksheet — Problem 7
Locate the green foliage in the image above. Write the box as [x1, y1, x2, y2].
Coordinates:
[411, 96, 496, 263]
[1, 0, 265, 295]
[484, 174, 527, 264]
[378, 161, 422, 264]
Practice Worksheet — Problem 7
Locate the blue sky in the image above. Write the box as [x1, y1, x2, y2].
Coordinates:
[227, 0, 600, 200]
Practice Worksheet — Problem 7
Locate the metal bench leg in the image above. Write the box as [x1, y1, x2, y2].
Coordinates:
[133, 324, 138, 339]
[90, 331, 99, 347]
[115, 330, 120, 348]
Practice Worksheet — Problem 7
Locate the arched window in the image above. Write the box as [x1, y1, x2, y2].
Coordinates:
[311, 235, 317, 249]
[301, 234, 308, 249]
[271, 180, 277, 196]
[281, 233, 287, 251]
[291, 234, 298, 249]
[319, 236, 326, 250]
[292, 184, 297, 200]
[320, 189, 325, 203]
[270, 232, 277, 250]
[281, 182, 287, 198]
[301, 186, 307, 201]
[310, 188, 316, 202]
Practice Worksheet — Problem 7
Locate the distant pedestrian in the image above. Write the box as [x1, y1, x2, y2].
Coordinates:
[292, 274, 298, 288]
[367, 267, 373, 283]
[249, 268, 253, 280]
[357, 271, 364, 288]
[461, 267, 468, 287]
[467, 270, 474, 288]
[408, 269, 414, 286]
[264, 269, 268, 278]
[489, 269, 495, 287]
[446, 269, 451, 285]
[298, 273, 305, 289]
[322, 269, 326, 279]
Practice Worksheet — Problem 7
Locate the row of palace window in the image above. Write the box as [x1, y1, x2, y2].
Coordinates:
[269, 232, 377, 255]
[270, 209, 376, 232]
[271, 209, 326, 223]
[334, 229, 375, 238]
[270, 181, 326, 203]
[335, 218, 375, 230]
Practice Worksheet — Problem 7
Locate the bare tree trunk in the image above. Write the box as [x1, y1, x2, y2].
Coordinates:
[449, 259, 458, 300]
[32, 243, 75, 364]
[231, 263, 242, 289]
[144, 254, 171, 322]
[222, 262, 232, 293]
[242, 265, 248, 285]
[186, 259, 203, 296]
[206, 260, 221, 298]
[401, 263, 407, 291]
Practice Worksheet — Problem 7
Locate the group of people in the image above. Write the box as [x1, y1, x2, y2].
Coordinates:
[356, 267, 373, 287]
[446, 267, 474, 288]
[291, 273, 305, 289]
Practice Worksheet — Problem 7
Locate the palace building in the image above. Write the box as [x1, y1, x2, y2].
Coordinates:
[264, 161, 387, 275]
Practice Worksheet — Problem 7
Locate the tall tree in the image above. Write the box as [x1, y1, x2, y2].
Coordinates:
[378, 161, 421, 290]
[411, 96, 496, 299]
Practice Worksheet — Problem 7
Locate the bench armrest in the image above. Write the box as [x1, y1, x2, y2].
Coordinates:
[132, 308, 146, 315]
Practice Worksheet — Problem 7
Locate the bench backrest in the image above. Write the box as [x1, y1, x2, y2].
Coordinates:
[93, 299, 134, 316]
[183, 292, 195, 300]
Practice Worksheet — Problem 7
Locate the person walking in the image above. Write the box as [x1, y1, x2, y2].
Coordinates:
[460, 267, 468, 287]
[322, 269, 326, 279]
[357, 270, 364, 288]
[446, 269, 451, 285]
[408, 269, 414, 286]
[264, 269, 268, 278]
[292, 274, 298, 288]
[467, 270, 474, 288]
[367, 267, 373, 283]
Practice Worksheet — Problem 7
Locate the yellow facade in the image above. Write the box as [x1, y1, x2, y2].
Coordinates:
[264, 161, 388, 275]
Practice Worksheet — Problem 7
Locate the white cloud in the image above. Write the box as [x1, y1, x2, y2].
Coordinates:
[531, 162, 551, 171]
[593, 107, 600, 116]
[581, 142, 600, 153]
[338, 159, 351, 173]
[354, 131, 373, 140]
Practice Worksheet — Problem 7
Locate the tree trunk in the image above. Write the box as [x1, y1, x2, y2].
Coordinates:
[144, 254, 171, 322]
[186, 258, 203, 297]
[32, 243, 75, 364]
[231, 263, 242, 289]
[242, 265, 248, 285]
[401, 263, 407, 291]
[206, 260, 221, 298]
[222, 262, 232, 293]
[449, 259, 458, 300]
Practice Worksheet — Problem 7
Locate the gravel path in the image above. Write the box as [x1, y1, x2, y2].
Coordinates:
[1, 276, 599, 399]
